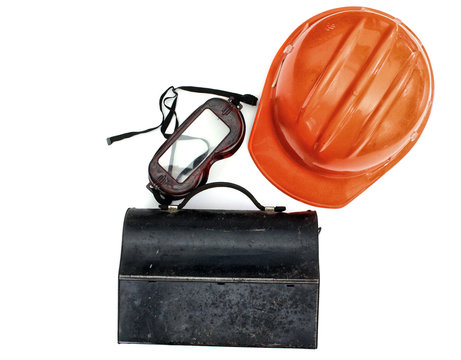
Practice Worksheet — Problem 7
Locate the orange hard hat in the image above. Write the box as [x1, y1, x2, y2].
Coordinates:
[249, 7, 434, 208]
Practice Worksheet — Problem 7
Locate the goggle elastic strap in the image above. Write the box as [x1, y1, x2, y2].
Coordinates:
[106, 86, 258, 145]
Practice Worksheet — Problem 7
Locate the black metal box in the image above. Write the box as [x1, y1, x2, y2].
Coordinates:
[118, 208, 320, 348]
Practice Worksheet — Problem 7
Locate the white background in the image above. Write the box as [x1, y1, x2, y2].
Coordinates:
[1, 0, 460, 359]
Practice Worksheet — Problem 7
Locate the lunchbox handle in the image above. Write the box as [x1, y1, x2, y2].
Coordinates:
[158, 182, 286, 212]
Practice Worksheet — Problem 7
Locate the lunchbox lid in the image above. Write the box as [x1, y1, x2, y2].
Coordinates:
[119, 208, 319, 282]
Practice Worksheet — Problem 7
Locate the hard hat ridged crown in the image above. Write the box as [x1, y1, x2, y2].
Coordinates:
[272, 8, 433, 175]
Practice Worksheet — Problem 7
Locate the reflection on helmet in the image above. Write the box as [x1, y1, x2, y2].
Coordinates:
[249, 7, 434, 208]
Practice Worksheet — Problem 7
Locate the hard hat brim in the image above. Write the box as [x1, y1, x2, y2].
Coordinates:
[249, 103, 382, 208]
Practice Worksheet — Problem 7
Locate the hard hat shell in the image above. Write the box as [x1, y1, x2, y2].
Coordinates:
[249, 7, 434, 208]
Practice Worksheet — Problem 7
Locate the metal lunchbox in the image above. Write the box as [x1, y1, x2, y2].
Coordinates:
[118, 206, 320, 348]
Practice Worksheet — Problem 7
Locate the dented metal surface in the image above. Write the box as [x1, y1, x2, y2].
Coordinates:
[118, 208, 320, 348]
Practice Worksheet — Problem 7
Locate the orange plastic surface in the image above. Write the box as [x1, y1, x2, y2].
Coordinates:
[249, 7, 434, 208]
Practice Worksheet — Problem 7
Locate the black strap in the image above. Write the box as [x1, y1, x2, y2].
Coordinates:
[176, 86, 258, 106]
[106, 86, 258, 145]
[158, 182, 286, 212]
